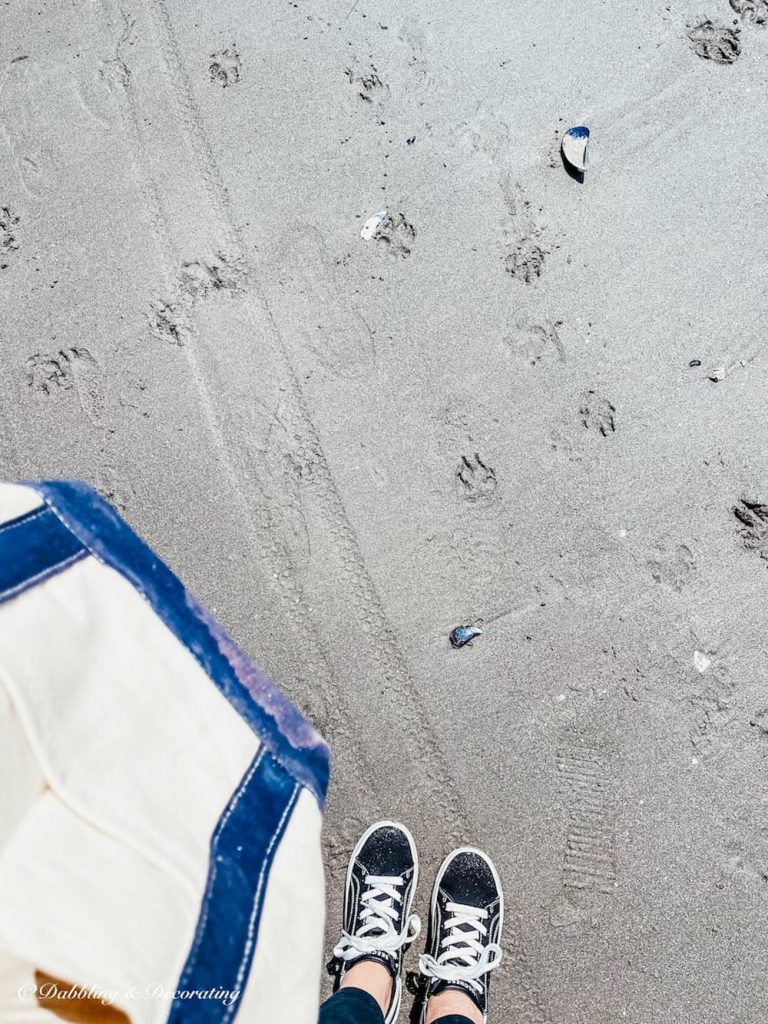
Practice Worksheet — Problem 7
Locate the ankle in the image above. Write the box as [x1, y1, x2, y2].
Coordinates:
[340, 959, 393, 1015]
[425, 988, 483, 1024]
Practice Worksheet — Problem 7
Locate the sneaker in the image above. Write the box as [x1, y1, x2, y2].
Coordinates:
[418, 847, 503, 1023]
[331, 821, 421, 1024]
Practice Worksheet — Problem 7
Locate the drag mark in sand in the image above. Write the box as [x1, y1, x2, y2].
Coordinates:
[687, 20, 741, 63]
[557, 744, 617, 895]
[0, 56, 54, 197]
[733, 498, 768, 558]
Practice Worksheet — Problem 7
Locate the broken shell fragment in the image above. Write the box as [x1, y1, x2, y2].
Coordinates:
[561, 125, 590, 173]
[361, 210, 387, 241]
[449, 624, 483, 649]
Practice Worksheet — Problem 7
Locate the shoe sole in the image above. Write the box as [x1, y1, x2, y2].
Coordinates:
[420, 846, 504, 1024]
[346, 820, 420, 1024]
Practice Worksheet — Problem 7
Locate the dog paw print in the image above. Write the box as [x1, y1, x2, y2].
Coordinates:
[503, 236, 546, 284]
[0, 207, 20, 269]
[209, 47, 241, 87]
[345, 64, 388, 102]
[374, 213, 416, 257]
[456, 453, 497, 501]
[580, 391, 616, 437]
[687, 19, 741, 63]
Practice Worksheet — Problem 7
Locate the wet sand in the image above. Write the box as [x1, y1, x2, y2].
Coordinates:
[2, 0, 768, 1020]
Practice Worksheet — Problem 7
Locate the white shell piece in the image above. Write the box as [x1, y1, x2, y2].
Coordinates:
[561, 126, 590, 173]
[361, 210, 388, 241]
[694, 650, 712, 673]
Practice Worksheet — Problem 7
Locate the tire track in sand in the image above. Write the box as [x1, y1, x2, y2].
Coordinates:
[93, 0, 381, 883]
[140, 0, 472, 842]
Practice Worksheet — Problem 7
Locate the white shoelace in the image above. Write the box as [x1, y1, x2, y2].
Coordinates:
[333, 874, 421, 962]
[418, 901, 502, 996]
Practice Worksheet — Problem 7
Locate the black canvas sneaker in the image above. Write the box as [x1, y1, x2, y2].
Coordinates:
[418, 847, 503, 1023]
[331, 821, 421, 1024]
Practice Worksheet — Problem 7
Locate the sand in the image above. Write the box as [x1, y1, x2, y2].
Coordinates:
[2, 0, 768, 1020]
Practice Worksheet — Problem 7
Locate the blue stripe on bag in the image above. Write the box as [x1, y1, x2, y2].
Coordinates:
[29, 480, 330, 808]
[0, 504, 87, 602]
[169, 750, 300, 1024]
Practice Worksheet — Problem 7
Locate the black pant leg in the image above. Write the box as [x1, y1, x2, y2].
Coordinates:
[318, 986, 386, 1024]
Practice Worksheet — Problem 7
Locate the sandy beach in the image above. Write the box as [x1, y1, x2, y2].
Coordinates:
[2, 0, 768, 1019]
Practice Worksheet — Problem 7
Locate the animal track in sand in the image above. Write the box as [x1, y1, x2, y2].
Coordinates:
[344, 64, 388, 102]
[374, 213, 415, 257]
[730, 0, 768, 24]
[179, 256, 244, 299]
[750, 708, 768, 735]
[456, 453, 497, 501]
[688, 667, 736, 761]
[647, 543, 695, 591]
[209, 47, 241, 87]
[505, 320, 565, 365]
[733, 498, 768, 558]
[150, 299, 189, 346]
[687, 20, 741, 63]
[503, 236, 546, 283]
[26, 348, 94, 395]
[150, 254, 245, 345]
[0, 207, 20, 268]
[26, 347, 105, 425]
[579, 391, 616, 436]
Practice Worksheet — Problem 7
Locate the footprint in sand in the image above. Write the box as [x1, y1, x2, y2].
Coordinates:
[733, 498, 768, 559]
[730, 0, 768, 25]
[579, 391, 616, 437]
[344, 63, 389, 103]
[0, 207, 20, 269]
[503, 236, 546, 283]
[456, 453, 497, 502]
[687, 19, 741, 63]
[26, 347, 105, 427]
[209, 47, 241, 88]
[373, 213, 416, 258]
